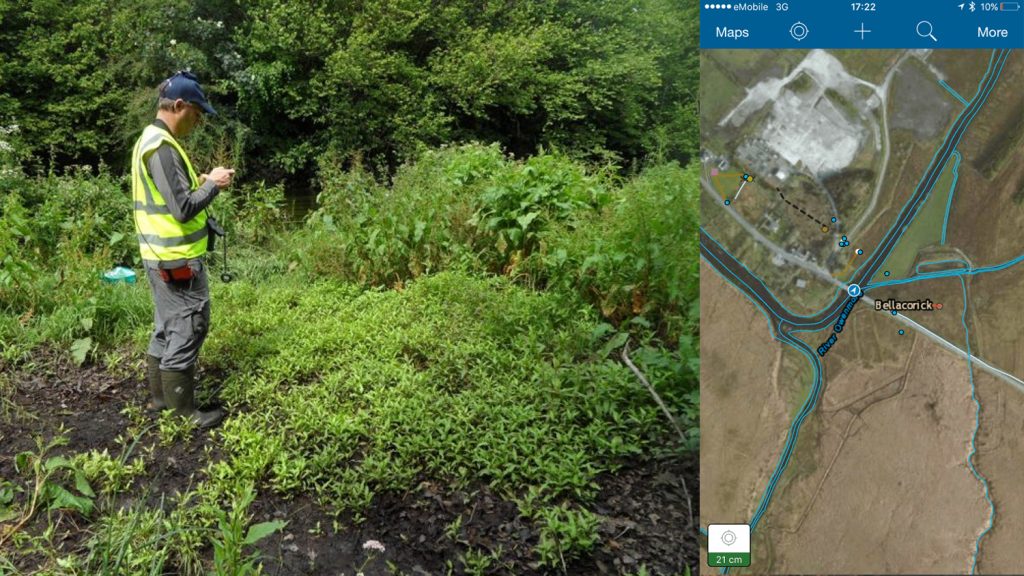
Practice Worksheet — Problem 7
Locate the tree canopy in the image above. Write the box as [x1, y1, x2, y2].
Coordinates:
[0, 0, 697, 181]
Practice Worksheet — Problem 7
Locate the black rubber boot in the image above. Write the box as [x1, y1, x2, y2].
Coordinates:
[160, 366, 225, 429]
[146, 355, 166, 412]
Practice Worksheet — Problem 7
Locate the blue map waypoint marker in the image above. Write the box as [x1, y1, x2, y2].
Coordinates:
[899, 329, 905, 335]
[831, 217, 837, 223]
[847, 284, 862, 298]
[724, 199, 731, 205]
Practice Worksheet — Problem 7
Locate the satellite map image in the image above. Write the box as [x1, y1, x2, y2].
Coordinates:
[699, 47, 1023, 574]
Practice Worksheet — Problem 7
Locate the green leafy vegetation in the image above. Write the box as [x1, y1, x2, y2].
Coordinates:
[200, 272, 670, 509]
[0, 434, 96, 550]
[0, 142, 697, 574]
[209, 484, 287, 576]
[535, 504, 601, 570]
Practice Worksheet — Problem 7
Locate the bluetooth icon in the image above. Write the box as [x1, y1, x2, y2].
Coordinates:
[969, 1, 976, 11]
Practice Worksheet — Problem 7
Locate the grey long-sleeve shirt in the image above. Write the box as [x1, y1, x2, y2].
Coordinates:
[146, 119, 219, 223]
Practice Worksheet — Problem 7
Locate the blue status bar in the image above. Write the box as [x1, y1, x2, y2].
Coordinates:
[700, 1, 1024, 48]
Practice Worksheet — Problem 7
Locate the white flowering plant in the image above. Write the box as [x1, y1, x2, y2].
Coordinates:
[0, 123, 23, 176]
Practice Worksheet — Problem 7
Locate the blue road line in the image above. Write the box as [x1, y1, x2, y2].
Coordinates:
[850, 49, 1006, 284]
[705, 49, 1007, 321]
[940, 79, 970, 106]
[703, 252, 834, 529]
[747, 328, 824, 532]
[854, 50, 1002, 280]
[960, 276, 995, 575]
[704, 44, 1005, 546]
[701, 250, 781, 340]
[701, 228, 849, 323]
[941, 151, 962, 245]
[866, 252, 1024, 291]
[699, 527, 709, 537]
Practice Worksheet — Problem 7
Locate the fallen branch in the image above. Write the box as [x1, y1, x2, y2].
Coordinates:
[621, 339, 694, 530]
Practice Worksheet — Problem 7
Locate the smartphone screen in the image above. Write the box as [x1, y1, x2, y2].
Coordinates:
[699, 2, 1023, 573]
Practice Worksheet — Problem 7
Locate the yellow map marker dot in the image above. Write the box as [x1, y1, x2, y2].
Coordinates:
[822, 225, 830, 233]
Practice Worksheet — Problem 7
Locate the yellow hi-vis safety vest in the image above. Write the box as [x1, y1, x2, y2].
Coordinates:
[131, 124, 208, 264]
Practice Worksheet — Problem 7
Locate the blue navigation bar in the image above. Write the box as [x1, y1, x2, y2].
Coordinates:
[700, 1, 1024, 48]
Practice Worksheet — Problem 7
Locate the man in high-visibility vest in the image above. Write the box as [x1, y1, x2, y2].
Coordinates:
[131, 71, 233, 428]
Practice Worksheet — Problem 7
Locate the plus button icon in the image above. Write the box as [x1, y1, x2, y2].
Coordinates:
[855, 22, 872, 40]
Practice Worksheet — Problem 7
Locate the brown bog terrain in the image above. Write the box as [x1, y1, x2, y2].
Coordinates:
[761, 311, 986, 574]
[699, 262, 795, 575]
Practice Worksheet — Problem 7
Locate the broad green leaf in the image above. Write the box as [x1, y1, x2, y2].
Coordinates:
[15, 452, 33, 473]
[243, 520, 287, 545]
[0, 506, 18, 523]
[589, 322, 615, 342]
[70, 337, 92, 366]
[598, 332, 630, 359]
[74, 470, 95, 498]
[43, 455, 71, 472]
[516, 212, 538, 230]
[46, 484, 94, 515]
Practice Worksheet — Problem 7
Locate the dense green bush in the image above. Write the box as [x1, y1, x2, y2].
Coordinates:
[0, 2, 698, 570]
[0, 155, 696, 571]
[0, 0, 245, 173]
[293, 145, 698, 347]
[297, 143, 619, 285]
[529, 161, 700, 343]
[470, 151, 612, 270]
[0, 168, 151, 363]
[295, 144, 503, 284]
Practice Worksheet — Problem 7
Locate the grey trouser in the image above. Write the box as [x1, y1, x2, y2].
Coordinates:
[145, 259, 211, 371]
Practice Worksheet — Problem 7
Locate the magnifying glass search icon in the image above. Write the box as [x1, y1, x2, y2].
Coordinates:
[916, 20, 938, 42]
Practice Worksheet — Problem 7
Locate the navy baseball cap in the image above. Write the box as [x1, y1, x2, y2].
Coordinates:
[159, 71, 217, 116]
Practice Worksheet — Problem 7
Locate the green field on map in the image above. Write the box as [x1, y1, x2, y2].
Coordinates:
[872, 153, 959, 282]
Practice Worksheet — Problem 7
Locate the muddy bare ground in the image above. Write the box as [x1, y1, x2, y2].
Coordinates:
[0, 350, 698, 575]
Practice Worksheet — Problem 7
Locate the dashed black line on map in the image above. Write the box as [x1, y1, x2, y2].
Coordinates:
[779, 189, 829, 233]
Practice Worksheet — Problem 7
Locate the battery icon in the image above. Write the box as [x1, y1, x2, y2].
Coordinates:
[1001, 2, 1020, 10]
